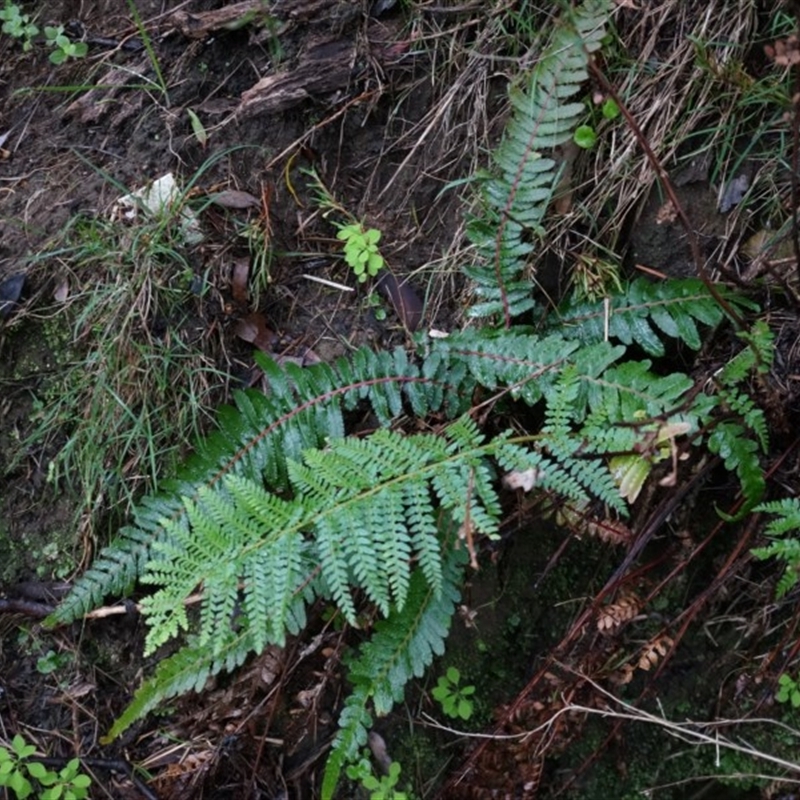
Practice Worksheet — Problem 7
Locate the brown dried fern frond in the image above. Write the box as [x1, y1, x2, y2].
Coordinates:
[597, 592, 641, 632]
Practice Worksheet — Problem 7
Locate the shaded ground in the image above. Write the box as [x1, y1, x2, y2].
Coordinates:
[3, 1, 800, 799]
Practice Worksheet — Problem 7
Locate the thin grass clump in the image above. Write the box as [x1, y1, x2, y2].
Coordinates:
[14, 212, 231, 541]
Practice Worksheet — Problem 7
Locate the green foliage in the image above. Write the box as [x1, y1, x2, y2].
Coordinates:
[36, 650, 70, 675]
[776, 673, 800, 708]
[465, 0, 612, 324]
[322, 545, 465, 798]
[0, 1, 37, 50]
[45, 1, 773, 797]
[432, 666, 476, 721]
[753, 498, 800, 597]
[337, 223, 385, 282]
[573, 125, 597, 149]
[303, 167, 385, 282]
[0, 5, 88, 62]
[552, 277, 756, 356]
[346, 757, 409, 800]
[704, 321, 774, 514]
[43, 25, 87, 64]
[0, 736, 91, 800]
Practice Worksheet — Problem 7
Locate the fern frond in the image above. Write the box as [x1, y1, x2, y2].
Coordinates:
[753, 499, 800, 598]
[434, 327, 624, 406]
[756, 498, 800, 535]
[133, 421, 512, 670]
[719, 320, 775, 384]
[553, 278, 757, 355]
[466, 0, 612, 323]
[321, 546, 467, 800]
[585, 361, 693, 425]
[102, 628, 255, 744]
[707, 422, 765, 511]
[47, 346, 467, 626]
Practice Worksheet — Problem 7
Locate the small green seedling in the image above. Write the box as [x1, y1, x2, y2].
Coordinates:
[346, 755, 408, 800]
[336, 223, 385, 283]
[0, 734, 91, 800]
[36, 649, 70, 675]
[44, 25, 87, 64]
[573, 97, 620, 149]
[776, 673, 800, 708]
[0, 1, 39, 51]
[432, 666, 476, 721]
[366, 291, 387, 321]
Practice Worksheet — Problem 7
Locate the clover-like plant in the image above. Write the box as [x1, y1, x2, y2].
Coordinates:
[776, 673, 800, 708]
[346, 756, 409, 800]
[337, 223, 385, 283]
[44, 24, 88, 64]
[0, 1, 39, 51]
[0, 734, 91, 800]
[432, 666, 476, 721]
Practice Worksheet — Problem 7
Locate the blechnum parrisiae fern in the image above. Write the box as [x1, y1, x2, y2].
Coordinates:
[45, 1, 772, 797]
[464, 0, 611, 325]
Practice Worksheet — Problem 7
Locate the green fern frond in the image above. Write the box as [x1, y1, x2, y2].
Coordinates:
[435, 327, 624, 406]
[753, 498, 800, 598]
[46, 346, 467, 626]
[102, 627, 256, 744]
[707, 422, 765, 512]
[585, 361, 693, 423]
[756, 498, 800, 535]
[718, 319, 775, 384]
[721, 388, 769, 453]
[466, 0, 612, 323]
[321, 546, 467, 800]
[553, 278, 757, 355]
[133, 420, 510, 670]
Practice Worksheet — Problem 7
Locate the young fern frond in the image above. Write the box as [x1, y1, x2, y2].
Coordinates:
[465, 0, 612, 324]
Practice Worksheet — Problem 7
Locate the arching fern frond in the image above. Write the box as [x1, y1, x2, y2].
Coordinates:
[465, 0, 613, 324]
[47, 346, 469, 626]
[551, 277, 758, 355]
[136, 419, 508, 660]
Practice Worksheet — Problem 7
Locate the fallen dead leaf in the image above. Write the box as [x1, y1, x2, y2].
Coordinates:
[231, 257, 251, 307]
[235, 312, 277, 352]
[502, 468, 543, 492]
[53, 277, 70, 303]
[211, 189, 261, 209]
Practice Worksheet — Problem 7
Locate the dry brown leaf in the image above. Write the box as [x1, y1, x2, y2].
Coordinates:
[376, 272, 423, 331]
[655, 200, 677, 225]
[584, 517, 632, 545]
[766, 36, 800, 67]
[211, 189, 261, 209]
[637, 636, 674, 671]
[235, 312, 277, 353]
[231, 257, 251, 307]
[597, 594, 640, 633]
[53, 277, 70, 303]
